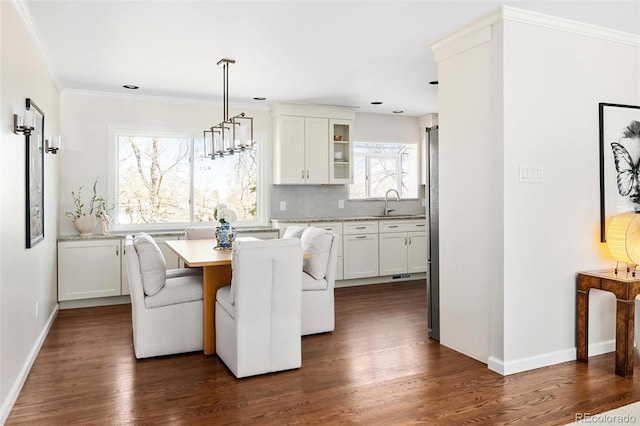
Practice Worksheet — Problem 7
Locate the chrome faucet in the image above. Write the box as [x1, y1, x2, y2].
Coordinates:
[384, 189, 400, 216]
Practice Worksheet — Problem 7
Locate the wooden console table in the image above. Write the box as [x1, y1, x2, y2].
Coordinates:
[576, 270, 640, 377]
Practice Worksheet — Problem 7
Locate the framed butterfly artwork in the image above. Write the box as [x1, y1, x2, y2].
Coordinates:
[599, 103, 640, 242]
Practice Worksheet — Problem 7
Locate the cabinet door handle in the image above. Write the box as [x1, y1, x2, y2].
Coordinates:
[389, 225, 399, 228]
[302, 169, 305, 179]
[116, 247, 119, 256]
[415, 224, 426, 227]
[356, 235, 367, 239]
[404, 236, 407, 245]
[408, 236, 412, 245]
[307, 170, 310, 179]
[356, 226, 366, 229]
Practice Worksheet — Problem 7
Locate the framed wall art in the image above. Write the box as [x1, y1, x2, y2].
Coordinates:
[26, 98, 45, 248]
[599, 102, 640, 242]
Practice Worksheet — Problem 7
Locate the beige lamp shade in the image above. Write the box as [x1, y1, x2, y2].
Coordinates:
[606, 213, 640, 265]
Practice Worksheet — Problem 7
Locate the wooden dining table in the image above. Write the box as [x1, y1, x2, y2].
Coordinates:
[165, 238, 310, 356]
[165, 239, 235, 355]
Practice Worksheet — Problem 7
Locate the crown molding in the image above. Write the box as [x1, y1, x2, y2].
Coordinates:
[502, 5, 640, 47]
[430, 5, 640, 63]
[11, 0, 63, 93]
[61, 89, 271, 111]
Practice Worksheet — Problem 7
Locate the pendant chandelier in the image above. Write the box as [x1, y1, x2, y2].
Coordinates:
[203, 59, 254, 159]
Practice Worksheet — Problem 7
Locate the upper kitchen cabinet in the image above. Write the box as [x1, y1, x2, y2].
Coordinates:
[272, 103, 356, 185]
[272, 115, 327, 184]
[329, 119, 353, 184]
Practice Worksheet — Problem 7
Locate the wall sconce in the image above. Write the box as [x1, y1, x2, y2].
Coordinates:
[13, 99, 36, 135]
[606, 212, 640, 276]
[45, 136, 61, 154]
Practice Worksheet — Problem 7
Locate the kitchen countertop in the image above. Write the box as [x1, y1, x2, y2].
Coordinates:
[271, 215, 426, 224]
[57, 226, 278, 242]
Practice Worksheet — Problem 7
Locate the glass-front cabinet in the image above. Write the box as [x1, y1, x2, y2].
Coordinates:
[329, 119, 353, 184]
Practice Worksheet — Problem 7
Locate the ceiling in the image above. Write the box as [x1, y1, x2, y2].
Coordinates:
[23, 1, 640, 117]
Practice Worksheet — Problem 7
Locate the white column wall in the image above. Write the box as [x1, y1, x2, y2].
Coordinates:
[501, 19, 640, 370]
[437, 26, 504, 363]
[432, 6, 639, 374]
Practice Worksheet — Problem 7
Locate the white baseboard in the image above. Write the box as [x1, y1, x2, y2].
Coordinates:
[488, 340, 615, 376]
[59, 295, 130, 309]
[0, 303, 59, 424]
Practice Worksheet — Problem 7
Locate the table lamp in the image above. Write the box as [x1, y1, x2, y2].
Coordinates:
[606, 212, 640, 275]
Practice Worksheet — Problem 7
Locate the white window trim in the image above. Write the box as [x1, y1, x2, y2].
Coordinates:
[107, 124, 268, 231]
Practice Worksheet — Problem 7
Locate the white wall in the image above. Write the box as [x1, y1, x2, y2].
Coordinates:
[0, 1, 60, 421]
[59, 94, 271, 234]
[432, 6, 640, 374]
[500, 12, 640, 372]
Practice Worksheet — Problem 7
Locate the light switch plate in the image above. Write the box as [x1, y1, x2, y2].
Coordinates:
[338, 200, 344, 209]
[280, 201, 286, 211]
[519, 165, 544, 183]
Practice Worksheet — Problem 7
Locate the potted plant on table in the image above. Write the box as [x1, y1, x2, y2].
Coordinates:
[65, 178, 111, 237]
[213, 204, 238, 250]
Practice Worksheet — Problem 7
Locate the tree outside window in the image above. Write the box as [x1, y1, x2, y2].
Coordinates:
[116, 133, 257, 226]
[349, 142, 418, 199]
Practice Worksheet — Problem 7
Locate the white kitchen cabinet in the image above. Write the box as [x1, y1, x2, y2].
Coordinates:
[407, 231, 427, 273]
[58, 239, 121, 301]
[273, 115, 328, 184]
[379, 232, 409, 275]
[343, 221, 379, 279]
[272, 103, 356, 185]
[379, 220, 427, 275]
[329, 119, 353, 184]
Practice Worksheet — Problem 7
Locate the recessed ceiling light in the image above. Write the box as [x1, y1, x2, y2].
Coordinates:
[429, 81, 439, 85]
[393, 110, 404, 114]
[123, 84, 139, 90]
[253, 97, 266, 101]
[371, 101, 383, 105]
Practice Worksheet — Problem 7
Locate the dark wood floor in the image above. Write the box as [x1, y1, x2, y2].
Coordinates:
[7, 280, 640, 425]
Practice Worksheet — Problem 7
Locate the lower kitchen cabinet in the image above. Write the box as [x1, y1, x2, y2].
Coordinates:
[380, 230, 427, 275]
[343, 225, 379, 279]
[58, 239, 122, 301]
[378, 220, 427, 276]
[406, 231, 427, 273]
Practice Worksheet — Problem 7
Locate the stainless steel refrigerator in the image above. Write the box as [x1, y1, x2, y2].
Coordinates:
[427, 126, 440, 341]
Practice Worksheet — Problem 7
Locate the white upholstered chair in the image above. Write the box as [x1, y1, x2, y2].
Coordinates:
[215, 238, 303, 378]
[283, 226, 338, 336]
[125, 234, 203, 359]
[300, 228, 338, 336]
[184, 226, 217, 240]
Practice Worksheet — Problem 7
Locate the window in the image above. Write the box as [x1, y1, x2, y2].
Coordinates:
[113, 129, 259, 228]
[349, 142, 419, 199]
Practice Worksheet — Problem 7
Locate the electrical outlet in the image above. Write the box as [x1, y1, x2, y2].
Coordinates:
[338, 200, 344, 209]
[35, 302, 39, 319]
[280, 201, 287, 211]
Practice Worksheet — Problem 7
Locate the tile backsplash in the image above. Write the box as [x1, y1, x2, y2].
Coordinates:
[270, 185, 426, 219]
